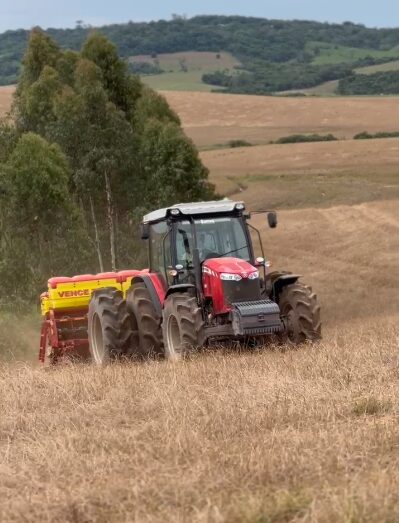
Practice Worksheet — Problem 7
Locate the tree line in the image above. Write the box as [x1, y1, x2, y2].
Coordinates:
[0, 30, 214, 306]
[202, 62, 356, 93]
[337, 71, 399, 95]
[1, 16, 399, 89]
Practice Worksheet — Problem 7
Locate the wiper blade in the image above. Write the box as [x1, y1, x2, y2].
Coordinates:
[214, 245, 248, 258]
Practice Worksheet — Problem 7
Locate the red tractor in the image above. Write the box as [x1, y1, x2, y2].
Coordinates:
[86, 200, 321, 362]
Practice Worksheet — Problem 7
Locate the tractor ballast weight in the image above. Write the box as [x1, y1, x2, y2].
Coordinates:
[39, 200, 321, 364]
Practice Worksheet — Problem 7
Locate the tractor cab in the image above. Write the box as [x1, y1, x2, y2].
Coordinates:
[141, 200, 274, 297]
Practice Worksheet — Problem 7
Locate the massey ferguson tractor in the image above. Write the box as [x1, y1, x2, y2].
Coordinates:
[39, 200, 321, 364]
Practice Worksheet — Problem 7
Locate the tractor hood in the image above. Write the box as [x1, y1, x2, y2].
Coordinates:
[203, 257, 257, 277]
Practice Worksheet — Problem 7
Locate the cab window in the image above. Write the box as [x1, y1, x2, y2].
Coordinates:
[150, 221, 171, 280]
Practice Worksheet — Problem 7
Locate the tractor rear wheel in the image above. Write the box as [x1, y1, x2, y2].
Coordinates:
[126, 282, 163, 358]
[278, 283, 321, 345]
[88, 288, 136, 364]
[162, 292, 205, 360]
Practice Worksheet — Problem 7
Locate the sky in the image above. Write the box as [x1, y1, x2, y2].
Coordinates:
[0, 0, 398, 33]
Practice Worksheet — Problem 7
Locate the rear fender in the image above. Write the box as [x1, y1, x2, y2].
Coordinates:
[131, 275, 165, 316]
[165, 284, 196, 301]
[269, 271, 300, 302]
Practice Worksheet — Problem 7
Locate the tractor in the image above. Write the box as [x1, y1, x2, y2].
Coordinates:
[39, 200, 321, 364]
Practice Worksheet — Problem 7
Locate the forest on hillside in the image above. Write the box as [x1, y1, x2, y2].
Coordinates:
[1, 16, 399, 93]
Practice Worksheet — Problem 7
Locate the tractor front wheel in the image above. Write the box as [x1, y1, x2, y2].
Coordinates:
[88, 288, 136, 364]
[162, 292, 205, 360]
[278, 283, 321, 345]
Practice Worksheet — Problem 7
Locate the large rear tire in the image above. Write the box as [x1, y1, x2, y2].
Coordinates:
[278, 283, 321, 345]
[126, 282, 163, 358]
[162, 292, 205, 360]
[88, 288, 136, 364]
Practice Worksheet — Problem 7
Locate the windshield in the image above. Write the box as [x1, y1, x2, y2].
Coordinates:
[175, 217, 251, 265]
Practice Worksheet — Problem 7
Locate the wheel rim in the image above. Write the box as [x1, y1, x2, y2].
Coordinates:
[91, 312, 105, 363]
[166, 314, 182, 358]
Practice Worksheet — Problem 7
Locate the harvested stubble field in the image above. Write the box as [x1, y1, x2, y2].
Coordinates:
[1, 320, 398, 523]
[163, 91, 399, 148]
[0, 85, 14, 115]
[1, 200, 398, 523]
[200, 138, 399, 207]
[1, 85, 399, 522]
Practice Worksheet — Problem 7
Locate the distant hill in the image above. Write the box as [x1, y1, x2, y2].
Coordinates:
[1, 15, 399, 94]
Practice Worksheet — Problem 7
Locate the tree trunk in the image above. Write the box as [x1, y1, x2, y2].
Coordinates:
[89, 195, 104, 273]
[104, 170, 116, 271]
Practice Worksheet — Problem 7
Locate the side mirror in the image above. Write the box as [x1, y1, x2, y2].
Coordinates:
[140, 223, 150, 240]
[267, 212, 278, 229]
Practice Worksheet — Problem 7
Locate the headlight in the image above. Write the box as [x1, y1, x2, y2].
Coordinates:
[248, 271, 259, 280]
[220, 273, 242, 281]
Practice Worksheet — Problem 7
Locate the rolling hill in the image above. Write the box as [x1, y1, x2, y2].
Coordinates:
[129, 51, 240, 92]
[1, 16, 399, 94]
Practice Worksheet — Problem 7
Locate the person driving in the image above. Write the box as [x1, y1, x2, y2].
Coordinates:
[198, 232, 220, 261]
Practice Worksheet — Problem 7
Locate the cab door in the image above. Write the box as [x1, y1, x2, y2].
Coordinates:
[149, 221, 172, 289]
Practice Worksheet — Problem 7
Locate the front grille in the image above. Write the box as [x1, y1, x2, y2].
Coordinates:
[232, 300, 284, 335]
[223, 279, 261, 305]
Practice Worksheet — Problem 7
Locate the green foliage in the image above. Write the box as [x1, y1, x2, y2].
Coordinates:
[275, 134, 338, 144]
[307, 41, 399, 65]
[1, 29, 214, 300]
[203, 62, 354, 93]
[337, 71, 399, 95]
[353, 131, 399, 139]
[0, 133, 90, 300]
[228, 140, 253, 148]
[136, 118, 214, 208]
[4, 133, 70, 219]
[1, 16, 399, 90]
[128, 62, 164, 75]
[134, 87, 180, 125]
[0, 119, 18, 163]
[81, 32, 142, 118]
[19, 28, 61, 85]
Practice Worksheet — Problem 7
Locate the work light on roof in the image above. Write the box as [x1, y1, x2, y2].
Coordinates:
[235, 203, 245, 210]
[170, 208, 181, 216]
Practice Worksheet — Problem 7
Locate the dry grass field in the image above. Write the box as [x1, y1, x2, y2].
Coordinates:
[1, 199, 398, 522]
[163, 91, 399, 147]
[1, 320, 398, 523]
[130, 51, 240, 72]
[0, 85, 13, 116]
[0, 85, 399, 522]
[200, 138, 399, 206]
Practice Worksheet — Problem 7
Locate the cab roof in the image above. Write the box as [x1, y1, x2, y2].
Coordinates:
[143, 200, 245, 224]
